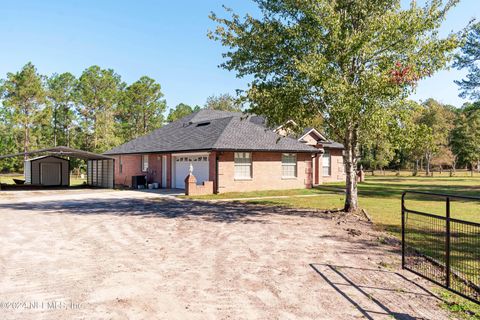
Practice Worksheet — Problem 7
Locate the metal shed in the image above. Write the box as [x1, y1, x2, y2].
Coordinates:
[24, 155, 69, 186]
[0, 146, 115, 188]
[87, 159, 115, 188]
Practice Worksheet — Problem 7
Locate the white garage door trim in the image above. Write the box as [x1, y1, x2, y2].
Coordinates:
[173, 153, 210, 189]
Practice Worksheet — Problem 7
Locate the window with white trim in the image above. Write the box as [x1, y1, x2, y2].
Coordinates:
[141, 155, 149, 172]
[234, 152, 252, 179]
[322, 150, 331, 176]
[282, 153, 297, 178]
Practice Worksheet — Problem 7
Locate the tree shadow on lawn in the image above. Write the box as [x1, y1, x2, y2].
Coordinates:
[0, 197, 333, 224]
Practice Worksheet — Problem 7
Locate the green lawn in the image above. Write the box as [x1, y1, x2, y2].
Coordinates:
[187, 175, 480, 228]
[0, 174, 87, 186]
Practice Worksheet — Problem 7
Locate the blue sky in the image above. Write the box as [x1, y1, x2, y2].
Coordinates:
[0, 1, 478, 110]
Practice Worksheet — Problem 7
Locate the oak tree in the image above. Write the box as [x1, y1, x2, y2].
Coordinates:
[210, 0, 460, 211]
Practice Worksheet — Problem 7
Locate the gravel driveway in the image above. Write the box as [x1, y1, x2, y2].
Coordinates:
[0, 190, 454, 319]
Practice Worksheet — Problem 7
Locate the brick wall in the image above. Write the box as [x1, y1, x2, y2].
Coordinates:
[300, 131, 345, 185]
[217, 151, 313, 193]
[321, 148, 346, 183]
[113, 153, 169, 188]
[113, 154, 145, 187]
[208, 151, 217, 193]
[185, 174, 214, 195]
[113, 149, 343, 190]
[147, 154, 163, 185]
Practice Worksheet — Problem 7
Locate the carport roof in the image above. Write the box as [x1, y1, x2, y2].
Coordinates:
[0, 146, 113, 160]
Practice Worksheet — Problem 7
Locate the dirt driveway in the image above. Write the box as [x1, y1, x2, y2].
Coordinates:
[0, 190, 453, 319]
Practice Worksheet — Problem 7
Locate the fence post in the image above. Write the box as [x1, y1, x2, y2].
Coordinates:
[446, 196, 451, 288]
[401, 192, 406, 269]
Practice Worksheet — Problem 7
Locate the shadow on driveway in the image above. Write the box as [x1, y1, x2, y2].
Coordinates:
[310, 264, 443, 320]
[0, 197, 330, 224]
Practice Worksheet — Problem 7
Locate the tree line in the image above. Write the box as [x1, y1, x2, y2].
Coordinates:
[359, 98, 480, 176]
[0, 63, 241, 172]
[359, 22, 480, 176]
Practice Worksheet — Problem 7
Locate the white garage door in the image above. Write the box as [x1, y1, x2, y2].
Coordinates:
[174, 155, 210, 189]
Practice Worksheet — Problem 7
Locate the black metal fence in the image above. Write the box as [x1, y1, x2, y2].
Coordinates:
[402, 191, 480, 304]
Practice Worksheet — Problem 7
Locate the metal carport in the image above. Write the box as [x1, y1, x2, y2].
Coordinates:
[0, 146, 115, 188]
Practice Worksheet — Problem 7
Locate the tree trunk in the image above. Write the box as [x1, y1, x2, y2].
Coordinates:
[343, 129, 358, 213]
[67, 126, 70, 148]
[93, 109, 98, 151]
[24, 124, 29, 161]
[425, 153, 431, 176]
[413, 160, 418, 176]
[53, 107, 58, 147]
[143, 111, 147, 135]
[23, 106, 30, 161]
[471, 163, 474, 177]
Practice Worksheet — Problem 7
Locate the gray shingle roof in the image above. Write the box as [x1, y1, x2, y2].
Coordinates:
[297, 127, 344, 149]
[104, 110, 318, 155]
[322, 141, 344, 149]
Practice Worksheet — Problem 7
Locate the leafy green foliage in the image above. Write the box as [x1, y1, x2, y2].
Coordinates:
[205, 93, 242, 112]
[417, 99, 456, 174]
[210, 0, 459, 211]
[0, 62, 46, 157]
[75, 66, 123, 152]
[454, 22, 480, 100]
[451, 104, 480, 173]
[47, 72, 77, 147]
[0, 63, 179, 172]
[117, 76, 166, 142]
[167, 103, 201, 122]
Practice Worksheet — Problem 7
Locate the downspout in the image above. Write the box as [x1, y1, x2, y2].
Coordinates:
[215, 155, 219, 194]
[112, 158, 116, 189]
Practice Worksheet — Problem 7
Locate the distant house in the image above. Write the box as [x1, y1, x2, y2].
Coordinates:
[104, 110, 345, 193]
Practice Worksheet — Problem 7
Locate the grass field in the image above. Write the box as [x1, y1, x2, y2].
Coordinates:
[0, 174, 87, 186]
[188, 175, 480, 228]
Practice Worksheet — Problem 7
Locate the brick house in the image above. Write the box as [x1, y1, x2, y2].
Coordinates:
[104, 110, 345, 193]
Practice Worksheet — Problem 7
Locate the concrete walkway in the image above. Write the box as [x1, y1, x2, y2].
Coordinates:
[200, 194, 322, 202]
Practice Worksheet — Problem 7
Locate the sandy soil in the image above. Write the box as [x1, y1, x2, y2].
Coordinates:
[0, 190, 455, 319]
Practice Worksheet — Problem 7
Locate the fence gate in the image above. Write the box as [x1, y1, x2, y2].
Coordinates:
[402, 191, 480, 303]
